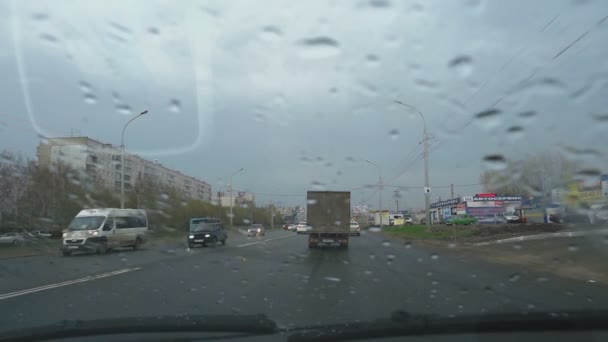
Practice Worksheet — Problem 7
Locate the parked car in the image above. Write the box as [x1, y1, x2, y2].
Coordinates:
[0, 233, 25, 245]
[188, 222, 227, 248]
[349, 221, 361, 236]
[496, 212, 520, 223]
[296, 222, 311, 234]
[28, 230, 53, 238]
[287, 224, 296, 231]
[451, 214, 478, 225]
[283, 224, 290, 230]
[248, 224, 266, 237]
[403, 216, 413, 225]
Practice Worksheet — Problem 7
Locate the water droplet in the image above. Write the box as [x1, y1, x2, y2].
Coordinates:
[311, 180, 325, 190]
[507, 126, 524, 133]
[513, 244, 523, 250]
[448, 55, 473, 78]
[386, 254, 396, 261]
[169, 99, 181, 113]
[517, 111, 537, 118]
[414, 78, 439, 91]
[426, 271, 433, 277]
[242, 218, 250, 224]
[260, 25, 282, 42]
[40, 33, 58, 43]
[483, 285, 494, 293]
[536, 277, 549, 282]
[388, 129, 399, 140]
[448, 243, 457, 248]
[324, 276, 341, 282]
[116, 104, 132, 115]
[369, 254, 376, 260]
[382, 241, 391, 247]
[567, 244, 578, 252]
[482, 154, 507, 171]
[297, 37, 340, 59]
[364, 270, 373, 275]
[527, 303, 536, 309]
[409, 3, 424, 12]
[368, 0, 391, 7]
[430, 254, 439, 260]
[356, 80, 378, 96]
[147, 27, 160, 35]
[365, 54, 380, 67]
[81, 93, 96, 104]
[509, 273, 521, 282]
[404, 242, 412, 248]
[32, 12, 49, 21]
[369, 227, 381, 233]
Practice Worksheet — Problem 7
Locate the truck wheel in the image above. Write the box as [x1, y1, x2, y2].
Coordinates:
[221, 238, 226, 245]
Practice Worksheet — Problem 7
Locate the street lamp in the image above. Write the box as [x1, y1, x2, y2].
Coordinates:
[229, 167, 244, 227]
[120, 110, 148, 209]
[395, 100, 431, 227]
[365, 159, 383, 225]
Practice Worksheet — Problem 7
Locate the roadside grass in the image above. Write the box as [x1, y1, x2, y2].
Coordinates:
[0, 239, 60, 259]
[383, 225, 473, 240]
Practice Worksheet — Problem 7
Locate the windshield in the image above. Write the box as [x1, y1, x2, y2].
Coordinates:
[66, 216, 105, 231]
[2, 0, 608, 338]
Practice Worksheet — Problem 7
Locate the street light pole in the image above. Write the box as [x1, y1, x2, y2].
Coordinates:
[120, 110, 148, 209]
[229, 167, 244, 227]
[395, 100, 431, 227]
[365, 159, 383, 225]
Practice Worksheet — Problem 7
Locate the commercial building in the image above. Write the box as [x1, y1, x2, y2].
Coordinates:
[37, 137, 212, 201]
[217, 191, 255, 208]
[430, 194, 524, 224]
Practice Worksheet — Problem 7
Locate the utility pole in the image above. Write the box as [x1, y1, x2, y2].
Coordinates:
[270, 200, 274, 229]
[120, 110, 148, 209]
[229, 167, 244, 227]
[395, 100, 431, 227]
[394, 189, 400, 211]
[451, 183, 454, 199]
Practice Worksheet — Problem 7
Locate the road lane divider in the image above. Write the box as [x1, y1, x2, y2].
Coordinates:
[0, 267, 141, 301]
[236, 234, 297, 248]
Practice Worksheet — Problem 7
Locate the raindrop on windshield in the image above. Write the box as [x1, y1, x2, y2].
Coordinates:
[116, 104, 132, 116]
[509, 273, 521, 282]
[382, 241, 391, 247]
[169, 99, 181, 113]
[430, 253, 439, 260]
[404, 242, 412, 248]
[567, 244, 578, 252]
[447, 55, 473, 78]
[369, 227, 381, 233]
[513, 244, 523, 250]
[365, 54, 380, 67]
[507, 126, 524, 134]
[414, 78, 439, 91]
[40, 33, 59, 45]
[368, 0, 391, 7]
[388, 129, 399, 140]
[148, 27, 160, 35]
[474, 109, 502, 131]
[260, 26, 282, 42]
[84, 94, 97, 104]
[242, 218, 250, 224]
[369, 254, 376, 260]
[482, 154, 507, 171]
[311, 180, 325, 190]
[324, 276, 341, 282]
[307, 199, 318, 205]
[297, 37, 340, 59]
[32, 12, 49, 20]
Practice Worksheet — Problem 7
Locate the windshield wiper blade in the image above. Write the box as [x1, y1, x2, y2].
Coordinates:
[287, 310, 608, 342]
[1, 314, 278, 342]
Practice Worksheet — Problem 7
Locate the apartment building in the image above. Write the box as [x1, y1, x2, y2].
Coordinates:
[37, 137, 212, 201]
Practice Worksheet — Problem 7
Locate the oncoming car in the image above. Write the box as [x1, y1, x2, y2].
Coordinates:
[247, 223, 265, 237]
[296, 222, 311, 234]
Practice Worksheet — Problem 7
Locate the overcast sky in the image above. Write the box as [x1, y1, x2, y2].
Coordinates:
[1, 0, 607, 208]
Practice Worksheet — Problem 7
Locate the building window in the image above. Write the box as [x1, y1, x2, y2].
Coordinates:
[124, 167, 132, 174]
[90, 155, 98, 163]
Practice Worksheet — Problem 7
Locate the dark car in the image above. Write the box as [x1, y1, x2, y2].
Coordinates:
[247, 224, 265, 237]
[187, 222, 227, 248]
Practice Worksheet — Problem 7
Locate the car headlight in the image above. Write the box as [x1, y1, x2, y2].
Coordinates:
[205, 234, 210, 238]
[188, 235, 194, 239]
[88, 230, 98, 236]
[62, 233, 67, 238]
[257, 228, 261, 232]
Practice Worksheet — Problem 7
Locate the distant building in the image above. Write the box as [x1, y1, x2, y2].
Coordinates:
[37, 137, 212, 201]
[217, 191, 255, 208]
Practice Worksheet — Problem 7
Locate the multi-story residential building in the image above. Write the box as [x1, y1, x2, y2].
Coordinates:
[37, 137, 212, 201]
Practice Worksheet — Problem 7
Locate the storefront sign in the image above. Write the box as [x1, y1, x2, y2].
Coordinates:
[430, 197, 461, 209]
[472, 195, 522, 201]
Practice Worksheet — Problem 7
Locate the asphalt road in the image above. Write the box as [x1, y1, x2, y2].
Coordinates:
[1, 228, 608, 334]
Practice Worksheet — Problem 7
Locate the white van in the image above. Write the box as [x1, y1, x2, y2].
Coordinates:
[61, 208, 148, 256]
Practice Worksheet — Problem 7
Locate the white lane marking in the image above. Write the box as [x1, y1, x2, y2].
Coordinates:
[0, 267, 141, 301]
[236, 234, 297, 248]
